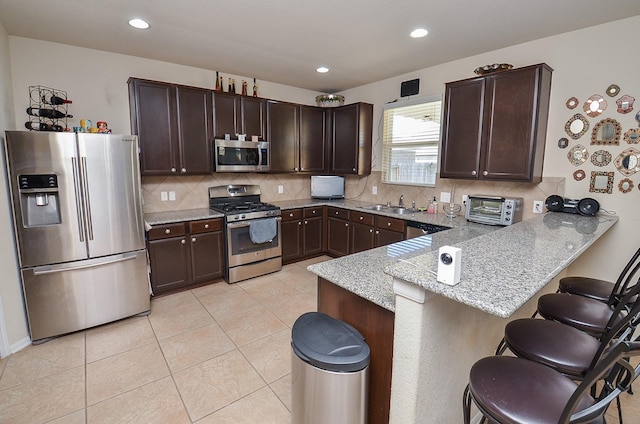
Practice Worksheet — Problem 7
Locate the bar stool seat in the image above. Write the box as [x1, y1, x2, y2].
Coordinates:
[502, 318, 599, 376]
[465, 356, 602, 424]
[537, 293, 622, 336]
[559, 276, 614, 302]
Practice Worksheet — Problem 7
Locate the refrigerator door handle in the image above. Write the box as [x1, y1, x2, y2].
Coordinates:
[32, 252, 139, 275]
[80, 157, 94, 240]
[71, 157, 85, 242]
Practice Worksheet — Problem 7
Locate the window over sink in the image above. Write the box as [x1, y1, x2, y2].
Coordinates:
[381, 95, 442, 186]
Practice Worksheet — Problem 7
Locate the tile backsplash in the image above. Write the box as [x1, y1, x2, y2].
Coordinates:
[142, 172, 564, 221]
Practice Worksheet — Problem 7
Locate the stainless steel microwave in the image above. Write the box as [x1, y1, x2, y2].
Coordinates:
[213, 139, 269, 172]
[465, 195, 523, 226]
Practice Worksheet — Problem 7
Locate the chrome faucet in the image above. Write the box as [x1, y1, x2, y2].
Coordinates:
[398, 194, 404, 207]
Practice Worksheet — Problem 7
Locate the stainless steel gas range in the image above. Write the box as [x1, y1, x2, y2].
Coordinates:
[209, 185, 282, 283]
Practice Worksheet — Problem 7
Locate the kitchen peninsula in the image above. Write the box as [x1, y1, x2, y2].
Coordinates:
[307, 212, 618, 424]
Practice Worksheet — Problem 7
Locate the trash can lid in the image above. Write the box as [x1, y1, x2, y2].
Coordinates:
[291, 312, 370, 372]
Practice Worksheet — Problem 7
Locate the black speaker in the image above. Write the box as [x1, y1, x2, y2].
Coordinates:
[544, 195, 600, 216]
[400, 79, 420, 97]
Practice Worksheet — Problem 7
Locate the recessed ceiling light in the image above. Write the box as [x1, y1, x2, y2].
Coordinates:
[128, 18, 150, 29]
[316, 66, 330, 74]
[410, 28, 428, 38]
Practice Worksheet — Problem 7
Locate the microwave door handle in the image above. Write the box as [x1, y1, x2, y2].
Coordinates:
[257, 146, 262, 166]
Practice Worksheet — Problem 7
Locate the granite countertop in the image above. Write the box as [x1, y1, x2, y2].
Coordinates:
[144, 208, 223, 226]
[309, 212, 618, 317]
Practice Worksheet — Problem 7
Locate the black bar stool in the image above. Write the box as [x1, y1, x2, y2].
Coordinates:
[463, 341, 640, 424]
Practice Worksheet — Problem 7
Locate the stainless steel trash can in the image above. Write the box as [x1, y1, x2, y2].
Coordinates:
[291, 312, 370, 424]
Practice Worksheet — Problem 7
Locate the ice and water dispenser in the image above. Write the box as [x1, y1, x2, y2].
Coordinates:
[18, 174, 62, 226]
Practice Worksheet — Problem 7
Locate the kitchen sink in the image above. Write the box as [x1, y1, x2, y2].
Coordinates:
[359, 205, 419, 215]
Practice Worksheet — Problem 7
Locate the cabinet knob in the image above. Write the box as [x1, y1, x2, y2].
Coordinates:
[376, 230, 380, 234]
[471, 170, 477, 176]
[482, 170, 488, 176]
[369, 229, 373, 233]
[171, 167, 177, 173]
[181, 239, 186, 244]
[345, 223, 349, 227]
[181, 168, 187, 173]
[298, 221, 302, 226]
[204, 224, 209, 229]
[192, 237, 196, 243]
[387, 222, 391, 227]
[295, 167, 299, 171]
[352, 168, 356, 172]
[289, 213, 294, 217]
[165, 229, 171, 234]
[335, 211, 339, 215]
[304, 220, 308, 224]
[312, 210, 316, 214]
[359, 216, 364, 220]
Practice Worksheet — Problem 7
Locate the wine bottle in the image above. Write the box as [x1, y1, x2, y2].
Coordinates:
[25, 122, 63, 132]
[42, 94, 72, 105]
[26, 107, 73, 119]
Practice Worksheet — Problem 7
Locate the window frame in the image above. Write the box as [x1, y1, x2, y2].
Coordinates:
[381, 94, 443, 187]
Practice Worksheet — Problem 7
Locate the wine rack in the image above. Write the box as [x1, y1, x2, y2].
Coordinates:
[27, 85, 70, 131]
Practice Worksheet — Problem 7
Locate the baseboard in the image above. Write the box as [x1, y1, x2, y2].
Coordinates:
[10, 336, 31, 355]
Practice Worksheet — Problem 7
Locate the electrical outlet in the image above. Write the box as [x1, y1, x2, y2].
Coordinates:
[169, 191, 176, 201]
[533, 200, 544, 214]
[462, 194, 469, 204]
[440, 192, 451, 203]
[278, 185, 284, 194]
[372, 185, 377, 195]
[160, 191, 168, 201]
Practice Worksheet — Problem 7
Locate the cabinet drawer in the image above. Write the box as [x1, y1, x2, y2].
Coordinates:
[350, 211, 374, 225]
[375, 216, 405, 233]
[327, 207, 349, 220]
[282, 209, 303, 221]
[148, 223, 186, 240]
[303, 207, 323, 218]
[189, 218, 222, 234]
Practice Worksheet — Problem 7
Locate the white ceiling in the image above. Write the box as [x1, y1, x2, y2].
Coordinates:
[1, 0, 639, 93]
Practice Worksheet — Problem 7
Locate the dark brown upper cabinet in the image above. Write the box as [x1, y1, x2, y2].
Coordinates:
[440, 63, 552, 183]
[212, 91, 266, 140]
[299, 105, 327, 173]
[267, 100, 299, 172]
[128, 78, 212, 175]
[330, 103, 373, 175]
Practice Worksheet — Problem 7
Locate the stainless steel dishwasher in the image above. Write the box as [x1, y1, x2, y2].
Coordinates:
[406, 221, 451, 238]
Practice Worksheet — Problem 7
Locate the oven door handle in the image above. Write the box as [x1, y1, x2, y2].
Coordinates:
[226, 216, 281, 229]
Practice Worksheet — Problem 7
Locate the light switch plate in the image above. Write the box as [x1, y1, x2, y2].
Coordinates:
[372, 185, 377, 195]
[161, 191, 168, 201]
[169, 191, 176, 201]
[278, 185, 284, 194]
[440, 192, 451, 203]
[533, 200, 544, 213]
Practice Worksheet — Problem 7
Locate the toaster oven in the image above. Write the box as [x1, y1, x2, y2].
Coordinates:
[465, 195, 523, 226]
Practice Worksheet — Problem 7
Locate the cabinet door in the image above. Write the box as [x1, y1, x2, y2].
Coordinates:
[129, 79, 178, 175]
[176, 86, 213, 174]
[281, 218, 303, 264]
[303, 216, 323, 256]
[148, 237, 189, 294]
[267, 100, 299, 172]
[375, 228, 404, 247]
[331, 104, 359, 174]
[326, 217, 350, 257]
[350, 222, 375, 254]
[440, 78, 485, 179]
[213, 92, 239, 139]
[482, 65, 550, 181]
[299, 106, 327, 173]
[241, 97, 266, 140]
[190, 231, 224, 283]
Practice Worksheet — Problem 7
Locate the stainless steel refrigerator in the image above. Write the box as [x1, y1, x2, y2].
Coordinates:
[4, 131, 150, 343]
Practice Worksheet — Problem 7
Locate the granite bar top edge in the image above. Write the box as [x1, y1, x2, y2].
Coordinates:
[144, 208, 224, 226]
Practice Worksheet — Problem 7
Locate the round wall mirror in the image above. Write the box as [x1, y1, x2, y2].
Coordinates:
[558, 138, 569, 148]
[590, 150, 612, 167]
[566, 97, 579, 109]
[625, 128, 640, 144]
[614, 147, 640, 176]
[618, 178, 633, 194]
[583, 94, 607, 117]
[565, 114, 590, 140]
[568, 144, 588, 166]
[606, 84, 620, 97]
[591, 118, 621, 145]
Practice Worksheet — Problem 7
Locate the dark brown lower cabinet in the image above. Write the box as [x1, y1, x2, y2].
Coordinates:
[327, 216, 350, 257]
[317, 278, 394, 424]
[281, 207, 324, 264]
[147, 219, 224, 295]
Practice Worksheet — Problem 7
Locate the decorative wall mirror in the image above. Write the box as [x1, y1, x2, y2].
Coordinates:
[624, 128, 640, 144]
[565, 114, 590, 139]
[589, 171, 614, 194]
[618, 178, 634, 194]
[591, 118, 621, 145]
[590, 150, 612, 167]
[566, 97, 579, 109]
[568, 144, 588, 166]
[558, 138, 569, 149]
[614, 147, 640, 176]
[573, 170, 586, 181]
[636, 110, 640, 125]
[606, 84, 620, 97]
[616, 95, 635, 114]
[583, 94, 607, 118]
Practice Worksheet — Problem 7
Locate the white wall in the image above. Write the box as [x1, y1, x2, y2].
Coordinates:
[341, 15, 640, 284]
[0, 21, 30, 354]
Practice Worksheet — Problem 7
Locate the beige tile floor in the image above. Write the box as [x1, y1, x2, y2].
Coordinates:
[0, 256, 327, 424]
[1, 254, 639, 424]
